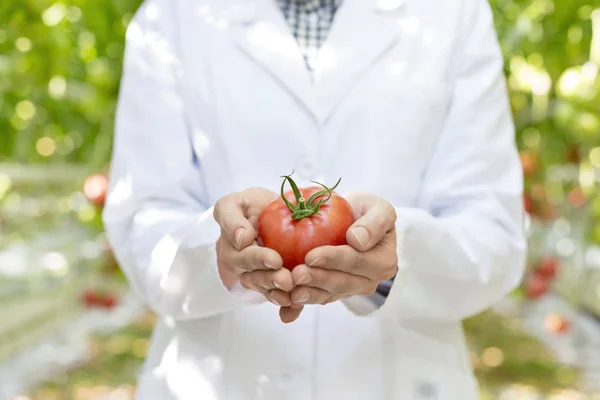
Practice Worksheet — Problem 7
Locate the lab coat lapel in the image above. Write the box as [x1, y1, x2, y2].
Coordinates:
[224, 0, 318, 119]
[314, 0, 408, 124]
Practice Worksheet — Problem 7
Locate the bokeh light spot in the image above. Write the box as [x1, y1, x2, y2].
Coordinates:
[522, 128, 541, 148]
[42, 3, 68, 27]
[67, 6, 82, 22]
[558, 69, 581, 96]
[56, 135, 75, 155]
[15, 100, 36, 120]
[481, 347, 504, 368]
[36, 137, 57, 157]
[15, 37, 32, 52]
[48, 75, 67, 99]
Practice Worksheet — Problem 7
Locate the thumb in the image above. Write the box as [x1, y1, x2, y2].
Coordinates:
[346, 193, 396, 251]
[213, 194, 257, 251]
[213, 188, 277, 250]
[279, 306, 303, 324]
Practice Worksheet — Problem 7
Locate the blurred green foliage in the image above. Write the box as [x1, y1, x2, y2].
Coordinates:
[494, 0, 598, 150]
[0, 0, 598, 172]
[0, 0, 142, 168]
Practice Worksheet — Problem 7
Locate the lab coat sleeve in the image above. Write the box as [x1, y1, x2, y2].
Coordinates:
[102, 0, 265, 321]
[383, 0, 526, 322]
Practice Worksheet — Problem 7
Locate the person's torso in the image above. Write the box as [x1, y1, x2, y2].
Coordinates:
[136, 0, 477, 398]
[172, 0, 458, 204]
[138, 302, 478, 400]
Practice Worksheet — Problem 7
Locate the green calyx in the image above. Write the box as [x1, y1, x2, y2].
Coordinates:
[280, 171, 341, 220]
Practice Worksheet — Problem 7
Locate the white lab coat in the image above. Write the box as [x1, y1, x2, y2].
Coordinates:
[102, 0, 527, 398]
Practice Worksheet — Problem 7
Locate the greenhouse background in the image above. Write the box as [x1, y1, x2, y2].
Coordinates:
[1, 0, 600, 398]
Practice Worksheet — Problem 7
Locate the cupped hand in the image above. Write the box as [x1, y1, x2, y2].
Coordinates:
[213, 188, 296, 308]
[286, 193, 398, 317]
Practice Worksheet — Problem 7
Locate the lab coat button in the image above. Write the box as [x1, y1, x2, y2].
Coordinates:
[274, 372, 304, 389]
[414, 381, 439, 399]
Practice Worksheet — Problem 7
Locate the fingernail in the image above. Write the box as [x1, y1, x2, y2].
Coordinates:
[352, 227, 369, 248]
[308, 257, 323, 267]
[273, 281, 282, 289]
[296, 290, 310, 304]
[268, 294, 281, 306]
[296, 274, 311, 285]
[235, 228, 246, 249]
[264, 261, 276, 270]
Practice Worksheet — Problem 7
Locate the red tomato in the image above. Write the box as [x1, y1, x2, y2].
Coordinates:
[258, 175, 355, 270]
[530, 183, 546, 201]
[523, 193, 535, 215]
[519, 151, 538, 178]
[544, 313, 570, 334]
[82, 289, 119, 309]
[100, 295, 118, 310]
[535, 256, 559, 279]
[83, 173, 109, 207]
[567, 187, 587, 209]
[538, 202, 557, 221]
[81, 290, 101, 307]
[524, 274, 549, 299]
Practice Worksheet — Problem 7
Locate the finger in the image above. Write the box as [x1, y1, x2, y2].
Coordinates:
[238, 244, 283, 272]
[305, 238, 397, 282]
[305, 245, 367, 276]
[265, 290, 292, 307]
[239, 268, 294, 293]
[216, 236, 240, 276]
[240, 188, 279, 230]
[291, 264, 374, 297]
[214, 193, 256, 250]
[219, 238, 282, 274]
[279, 306, 303, 324]
[367, 230, 400, 281]
[345, 193, 397, 251]
[290, 286, 338, 306]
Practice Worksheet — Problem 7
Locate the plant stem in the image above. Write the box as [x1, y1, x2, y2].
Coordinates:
[279, 172, 341, 220]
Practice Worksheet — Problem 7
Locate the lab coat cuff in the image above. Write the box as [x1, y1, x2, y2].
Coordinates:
[208, 263, 267, 310]
[383, 207, 455, 321]
[340, 207, 423, 317]
[146, 207, 267, 319]
[369, 207, 417, 316]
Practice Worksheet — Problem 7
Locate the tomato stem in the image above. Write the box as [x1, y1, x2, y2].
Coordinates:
[279, 172, 341, 220]
[298, 197, 307, 209]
